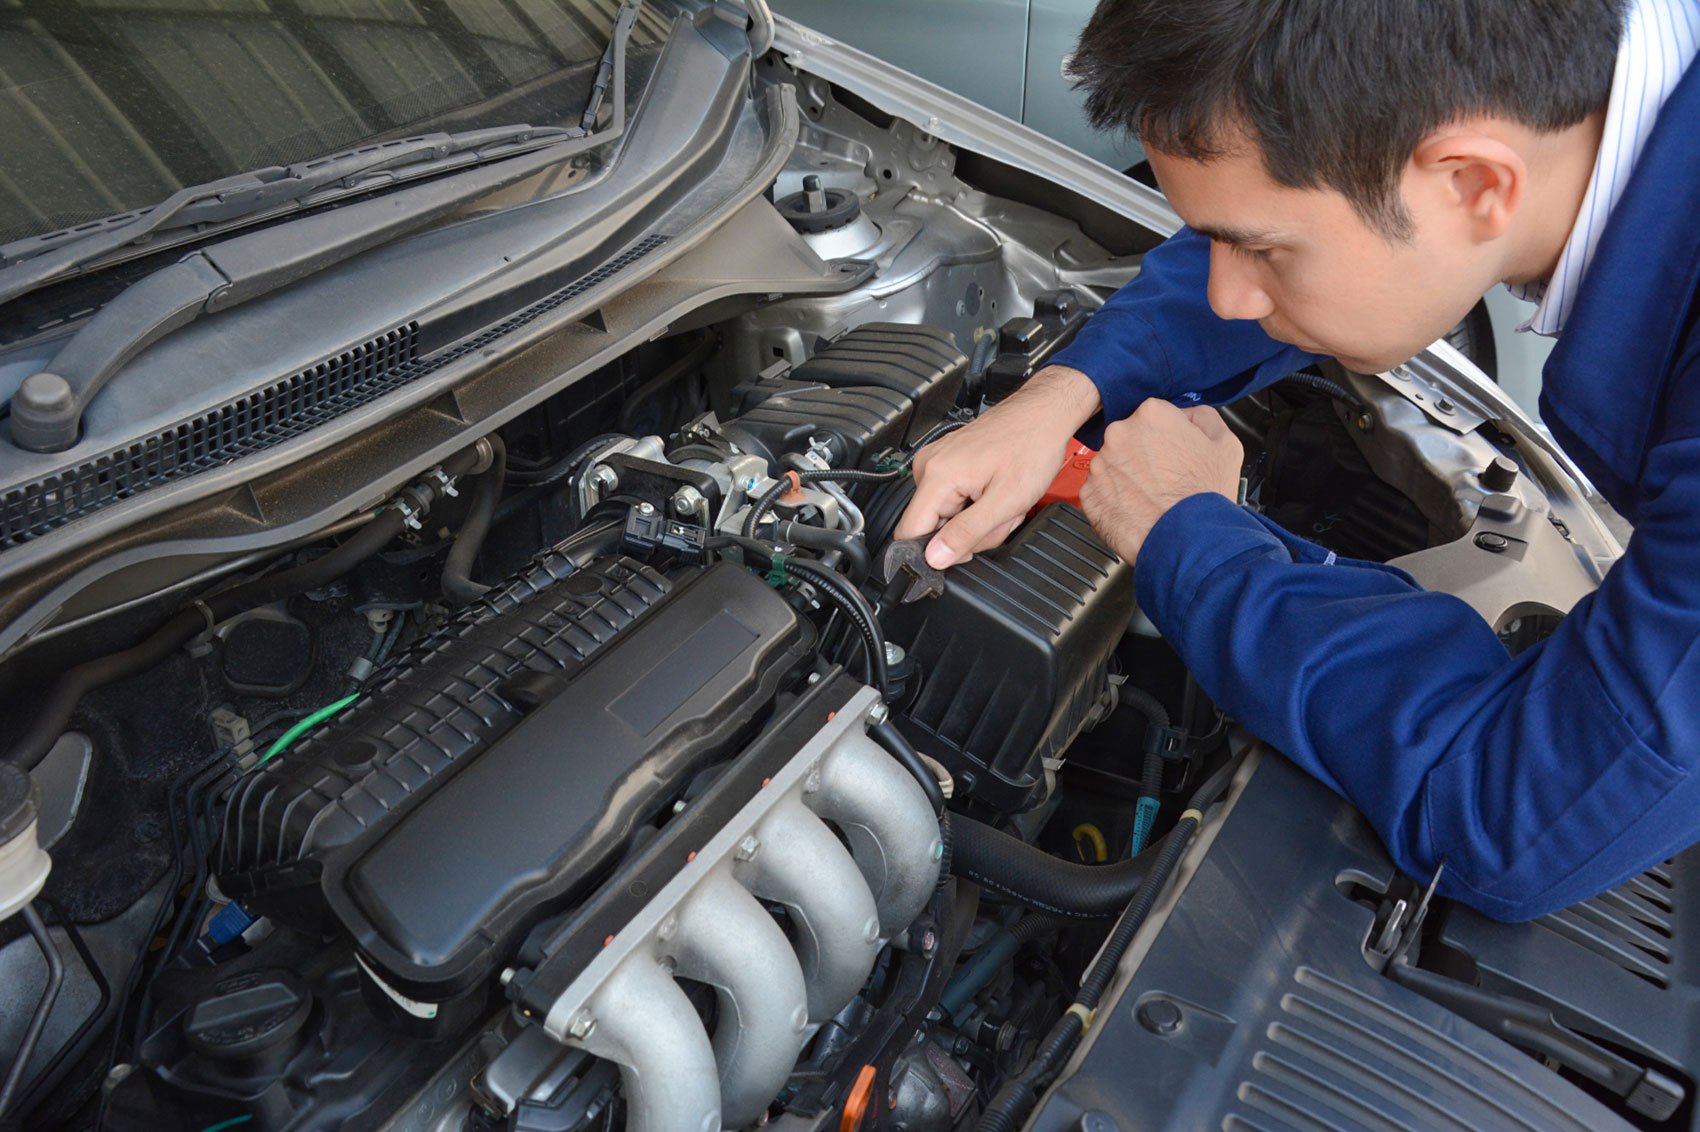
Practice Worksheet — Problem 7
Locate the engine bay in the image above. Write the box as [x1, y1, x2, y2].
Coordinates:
[0, 31, 1681, 1132]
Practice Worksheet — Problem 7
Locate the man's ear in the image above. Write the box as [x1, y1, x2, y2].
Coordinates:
[1410, 127, 1526, 243]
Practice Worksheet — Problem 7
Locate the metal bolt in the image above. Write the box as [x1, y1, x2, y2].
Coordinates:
[591, 465, 618, 498]
[920, 928, 937, 956]
[806, 672, 822, 685]
[672, 485, 706, 519]
[499, 967, 515, 986]
[637, 501, 656, 516]
[1137, 998, 1183, 1035]
[867, 702, 890, 726]
[735, 835, 761, 861]
[656, 914, 678, 941]
[567, 1010, 597, 1039]
[884, 642, 906, 666]
[1475, 532, 1511, 553]
[1435, 398, 1457, 415]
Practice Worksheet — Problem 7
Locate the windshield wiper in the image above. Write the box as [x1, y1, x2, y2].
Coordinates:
[0, 124, 589, 310]
[6, 0, 648, 455]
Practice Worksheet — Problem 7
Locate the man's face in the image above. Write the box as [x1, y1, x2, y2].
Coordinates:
[1146, 143, 1497, 374]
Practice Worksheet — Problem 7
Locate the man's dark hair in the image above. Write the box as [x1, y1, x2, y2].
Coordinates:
[1072, 0, 1627, 238]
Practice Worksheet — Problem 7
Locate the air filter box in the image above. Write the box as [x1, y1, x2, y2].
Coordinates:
[881, 504, 1133, 812]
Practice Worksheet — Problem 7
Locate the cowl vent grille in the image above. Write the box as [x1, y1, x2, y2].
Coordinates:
[0, 234, 669, 549]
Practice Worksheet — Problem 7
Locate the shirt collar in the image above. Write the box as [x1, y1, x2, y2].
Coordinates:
[1506, 0, 1700, 336]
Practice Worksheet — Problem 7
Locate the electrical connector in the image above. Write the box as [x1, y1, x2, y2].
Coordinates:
[622, 508, 707, 563]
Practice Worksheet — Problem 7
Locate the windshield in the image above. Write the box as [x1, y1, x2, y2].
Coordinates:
[0, 0, 671, 248]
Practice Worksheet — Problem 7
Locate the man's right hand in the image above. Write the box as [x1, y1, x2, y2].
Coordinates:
[894, 365, 1102, 569]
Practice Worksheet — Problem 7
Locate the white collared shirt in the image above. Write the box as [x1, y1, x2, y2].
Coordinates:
[1507, 0, 1700, 336]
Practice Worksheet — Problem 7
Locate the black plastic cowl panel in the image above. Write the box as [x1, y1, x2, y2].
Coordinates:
[320, 562, 812, 999]
[883, 504, 1133, 812]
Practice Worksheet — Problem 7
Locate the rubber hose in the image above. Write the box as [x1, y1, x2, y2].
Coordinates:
[974, 1013, 1085, 1132]
[505, 431, 626, 488]
[4, 446, 483, 770]
[1121, 685, 1170, 729]
[1125, 685, 1171, 854]
[8, 902, 107, 1119]
[975, 756, 1242, 1132]
[862, 477, 917, 552]
[441, 434, 508, 604]
[950, 816, 1158, 919]
[742, 467, 902, 537]
[908, 417, 968, 452]
[786, 557, 890, 696]
[935, 811, 954, 893]
[774, 519, 871, 584]
[869, 717, 945, 816]
[703, 533, 891, 695]
[1078, 822, 1195, 1008]
[0, 905, 63, 1120]
[742, 477, 792, 538]
[1140, 751, 1164, 798]
[1080, 757, 1238, 1006]
[1282, 371, 1363, 409]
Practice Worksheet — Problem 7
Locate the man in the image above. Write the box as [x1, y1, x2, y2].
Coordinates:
[895, 0, 1700, 921]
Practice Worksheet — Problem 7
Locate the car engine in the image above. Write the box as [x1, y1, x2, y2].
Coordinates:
[0, 25, 1674, 1132]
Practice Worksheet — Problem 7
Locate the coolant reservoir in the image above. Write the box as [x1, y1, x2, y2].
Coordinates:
[0, 762, 50, 923]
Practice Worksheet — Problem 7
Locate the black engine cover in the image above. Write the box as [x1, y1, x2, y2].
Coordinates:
[222, 553, 810, 1000]
[324, 562, 810, 999]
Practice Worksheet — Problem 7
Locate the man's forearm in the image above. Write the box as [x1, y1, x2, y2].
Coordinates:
[1004, 364, 1102, 433]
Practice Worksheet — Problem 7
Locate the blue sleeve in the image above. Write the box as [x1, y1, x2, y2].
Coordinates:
[1135, 432, 1700, 921]
[1050, 226, 1322, 421]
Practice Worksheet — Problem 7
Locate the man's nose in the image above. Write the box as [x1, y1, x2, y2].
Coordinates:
[1206, 242, 1276, 322]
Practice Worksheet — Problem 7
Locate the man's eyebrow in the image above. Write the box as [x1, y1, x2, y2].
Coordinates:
[1193, 223, 1284, 246]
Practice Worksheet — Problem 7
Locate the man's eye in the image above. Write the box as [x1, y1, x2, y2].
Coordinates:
[1230, 243, 1273, 261]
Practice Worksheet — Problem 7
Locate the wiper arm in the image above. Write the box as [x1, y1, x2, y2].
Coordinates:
[7, 1, 650, 455]
[0, 124, 586, 310]
[6, 132, 599, 453]
[582, 0, 645, 131]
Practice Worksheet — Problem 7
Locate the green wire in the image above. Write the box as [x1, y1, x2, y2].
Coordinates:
[198, 1116, 253, 1132]
[258, 693, 359, 767]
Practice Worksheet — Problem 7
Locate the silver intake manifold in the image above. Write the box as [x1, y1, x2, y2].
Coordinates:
[538, 687, 942, 1131]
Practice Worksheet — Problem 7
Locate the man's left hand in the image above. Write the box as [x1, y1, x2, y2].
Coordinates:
[1079, 399, 1244, 564]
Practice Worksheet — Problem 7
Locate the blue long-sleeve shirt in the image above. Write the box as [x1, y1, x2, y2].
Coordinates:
[1047, 66, 1700, 922]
